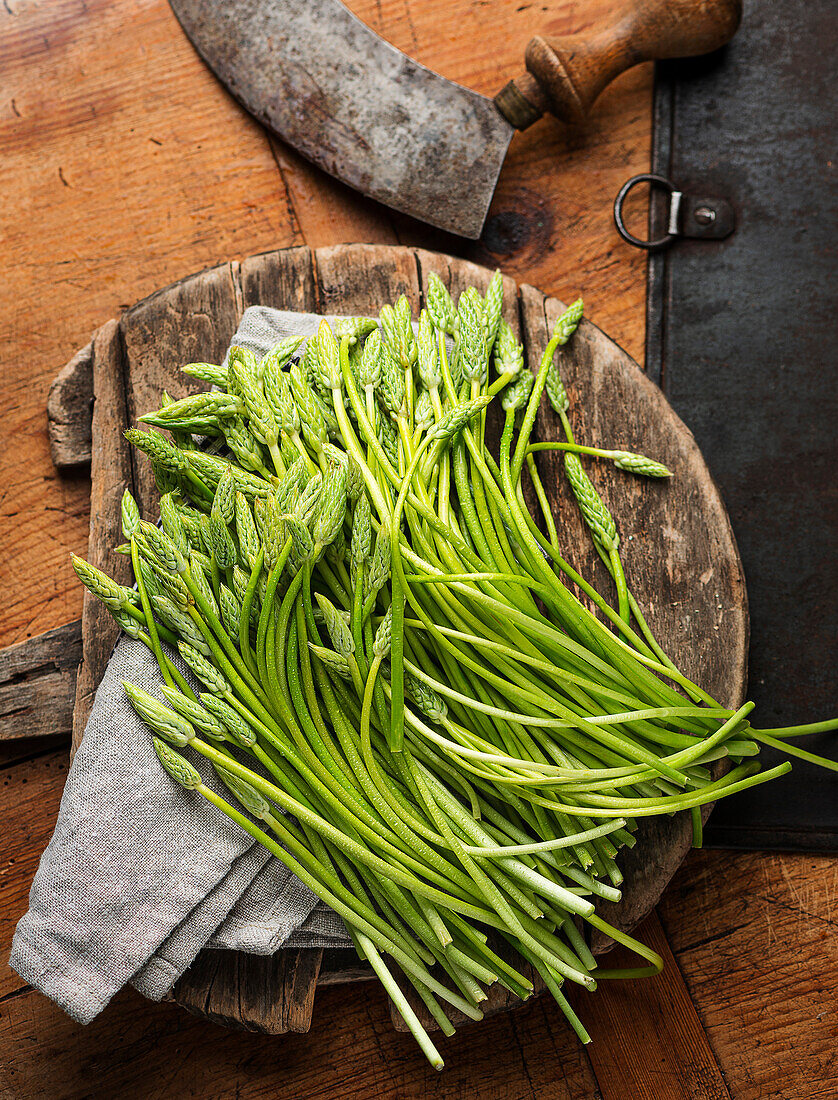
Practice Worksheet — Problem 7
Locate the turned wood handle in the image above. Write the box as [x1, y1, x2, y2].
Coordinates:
[494, 0, 742, 129]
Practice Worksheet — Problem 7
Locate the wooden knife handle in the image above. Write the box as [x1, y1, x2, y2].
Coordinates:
[494, 0, 742, 129]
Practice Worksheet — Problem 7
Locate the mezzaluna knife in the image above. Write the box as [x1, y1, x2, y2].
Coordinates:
[169, 0, 741, 238]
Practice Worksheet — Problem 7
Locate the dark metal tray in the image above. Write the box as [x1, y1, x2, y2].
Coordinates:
[646, 0, 837, 850]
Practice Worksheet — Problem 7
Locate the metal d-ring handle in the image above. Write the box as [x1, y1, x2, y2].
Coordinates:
[613, 174, 680, 251]
[614, 173, 736, 251]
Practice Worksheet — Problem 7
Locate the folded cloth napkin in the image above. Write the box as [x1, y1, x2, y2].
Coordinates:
[10, 307, 357, 1024]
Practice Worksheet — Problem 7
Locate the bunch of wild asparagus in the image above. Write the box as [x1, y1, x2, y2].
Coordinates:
[74, 273, 836, 1068]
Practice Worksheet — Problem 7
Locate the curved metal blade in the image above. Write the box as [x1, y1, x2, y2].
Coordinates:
[169, 0, 512, 238]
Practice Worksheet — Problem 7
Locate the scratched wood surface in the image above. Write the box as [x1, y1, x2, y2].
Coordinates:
[0, 0, 835, 1097]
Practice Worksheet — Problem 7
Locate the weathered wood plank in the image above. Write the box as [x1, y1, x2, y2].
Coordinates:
[0, 621, 81, 743]
[240, 247, 317, 313]
[0, 972, 600, 1099]
[120, 263, 242, 517]
[314, 244, 421, 317]
[267, 137, 402, 249]
[71, 321, 134, 757]
[278, 948, 325, 1034]
[574, 912, 731, 1100]
[660, 850, 838, 1100]
[46, 343, 95, 470]
[0, 750, 70, 1001]
[174, 947, 325, 1035]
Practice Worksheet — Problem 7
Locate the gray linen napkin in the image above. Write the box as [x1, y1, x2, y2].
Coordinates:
[10, 307, 356, 1024]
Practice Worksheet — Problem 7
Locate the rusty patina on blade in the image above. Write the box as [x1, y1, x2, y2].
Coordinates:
[169, 0, 512, 238]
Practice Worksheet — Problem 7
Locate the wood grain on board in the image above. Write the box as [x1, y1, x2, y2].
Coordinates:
[174, 946, 325, 1036]
[0, 621, 81, 743]
[1, 0, 834, 1096]
[572, 912, 731, 1100]
[659, 850, 838, 1100]
[47, 344, 94, 470]
[315, 244, 421, 317]
[71, 321, 135, 754]
[240, 247, 316, 314]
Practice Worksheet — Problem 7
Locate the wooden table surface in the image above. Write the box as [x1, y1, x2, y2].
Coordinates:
[0, 1, 835, 1097]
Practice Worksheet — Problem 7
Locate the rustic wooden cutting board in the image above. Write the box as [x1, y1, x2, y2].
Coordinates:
[48, 242, 747, 1036]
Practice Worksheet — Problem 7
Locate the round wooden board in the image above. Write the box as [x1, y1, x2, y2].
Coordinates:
[55, 243, 747, 1034]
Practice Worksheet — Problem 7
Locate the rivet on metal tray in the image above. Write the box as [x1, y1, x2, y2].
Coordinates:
[693, 205, 717, 225]
[614, 174, 735, 251]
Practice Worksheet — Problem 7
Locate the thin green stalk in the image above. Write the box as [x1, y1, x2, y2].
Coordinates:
[131, 537, 174, 688]
[238, 547, 264, 678]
